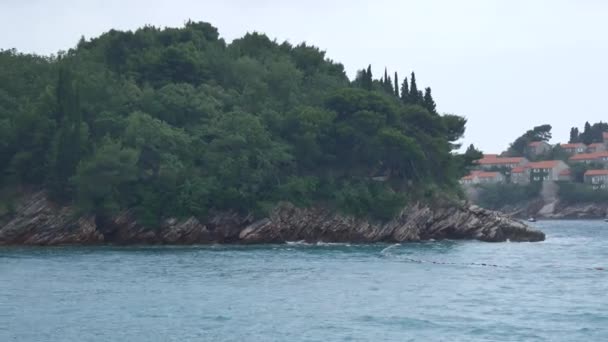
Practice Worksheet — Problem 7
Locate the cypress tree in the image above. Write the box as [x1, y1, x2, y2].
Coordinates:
[383, 68, 390, 92]
[569, 127, 579, 143]
[394, 72, 399, 97]
[48, 65, 84, 200]
[365, 64, 373, 90]
[409, 72, 419, 104]
[355, 69, 367, 88]
[584, 121, 591, 134]
[582, 121, 593, 144]
[400, 77, 409, 104]
[423, 87, 437, 113]
[385, 75, 393, 94]
[55, 66, 72, 123]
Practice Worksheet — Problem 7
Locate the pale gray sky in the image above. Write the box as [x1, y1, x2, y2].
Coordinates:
[1, 0, 607, 153]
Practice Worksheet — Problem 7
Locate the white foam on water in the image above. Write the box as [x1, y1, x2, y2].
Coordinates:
[286, 240, 309, 246]
[315, 241, 347, 246]
[380, 243, 401, 255]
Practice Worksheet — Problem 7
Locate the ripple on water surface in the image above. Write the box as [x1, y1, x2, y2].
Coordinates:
[1, 220, 608, 341]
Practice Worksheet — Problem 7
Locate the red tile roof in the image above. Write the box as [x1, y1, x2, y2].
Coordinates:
[560, 143, 585, 149]
[477, 171, 502, 178]
[511, 166, 526, 173]
[589, 143, 605, 148]
[527, 160, 563, 169]
[461, 171, 502, 180]
[570, 152, 608, 161]
[585, 169, 608, 176]
[559, 169, 571, 176]
[604, 132, 608, 140]
[483, 154, 499, 159]
[476, 157, 525, 165]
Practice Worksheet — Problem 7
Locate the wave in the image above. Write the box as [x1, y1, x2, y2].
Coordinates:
[380, 243, 401, 255]
[285, 240, 309, 246]
[284, 241, 353, 247]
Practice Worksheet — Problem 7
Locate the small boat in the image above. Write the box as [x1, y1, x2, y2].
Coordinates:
[528, 217, 537, 223]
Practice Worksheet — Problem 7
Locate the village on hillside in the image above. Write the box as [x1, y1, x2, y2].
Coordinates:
[461, 132, 608, 190]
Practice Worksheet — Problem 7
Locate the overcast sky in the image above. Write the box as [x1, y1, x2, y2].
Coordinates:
[1, 0, 607, 153]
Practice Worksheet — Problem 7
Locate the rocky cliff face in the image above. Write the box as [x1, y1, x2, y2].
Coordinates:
[0, 192, 545, 246]
[549, 202, 608, 219]
[0, 192, 103, 245]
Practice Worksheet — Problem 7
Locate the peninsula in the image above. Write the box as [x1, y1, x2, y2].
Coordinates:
[0, 22, 543, 244]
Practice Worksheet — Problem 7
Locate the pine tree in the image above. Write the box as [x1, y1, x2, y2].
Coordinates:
[409, 72, 419, 104]
[400, 77, 409, 104]
[394, 72, 399, 98]
[423, 87, 436, 113]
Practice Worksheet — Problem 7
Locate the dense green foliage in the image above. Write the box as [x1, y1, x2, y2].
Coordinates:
[558, 182, 608, 204]
[569, 121, 608, 144]
[568, 162, 605, 183]
[0, 22, 469, 223]
[457, 144, 484, 176]
[506, 124, 552, 157]
[475, 183, 541, 210]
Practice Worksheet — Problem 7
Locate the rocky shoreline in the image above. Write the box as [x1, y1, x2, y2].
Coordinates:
[0, 192, 545, 246]
[497, 199, 608, 220]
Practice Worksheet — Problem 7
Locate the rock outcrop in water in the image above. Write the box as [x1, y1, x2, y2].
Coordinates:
[495, 199, 608, 220]
[0, 191, 545, 246]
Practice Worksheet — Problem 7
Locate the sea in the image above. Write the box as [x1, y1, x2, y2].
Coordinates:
[1, 220, 607, 341]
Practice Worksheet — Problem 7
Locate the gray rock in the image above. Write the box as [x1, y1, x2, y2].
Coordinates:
[497, 199, 608, 220]
[0, 192, 103, 245]
[0, 192, 545, 246]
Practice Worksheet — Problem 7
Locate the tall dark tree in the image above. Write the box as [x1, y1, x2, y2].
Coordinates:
[47, 65, 86, 200]
[569, 127, 580, 143]
[384, 68, 389, 86]
[393, 72, 399, 98]
[457, 144, 484, 176]
[386, 75, 393, 94]
[423, 87, 436, 113]
[380, 67, 393, 94]
[506, 124, 552, 157]
[355, 69, 367, 89]
[582, 121, 593, 145]
[409, 72, 419, 104]
[0, 22, 470, 223]
[400, 77, 409, 104]
[365, 64, 373, 90]
[575, 121, 608, 144]
[55, 65, 70, 123]
[355, 65, 373, 90]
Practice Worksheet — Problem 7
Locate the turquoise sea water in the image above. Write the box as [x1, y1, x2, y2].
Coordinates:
[1, 220, 607, 341]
